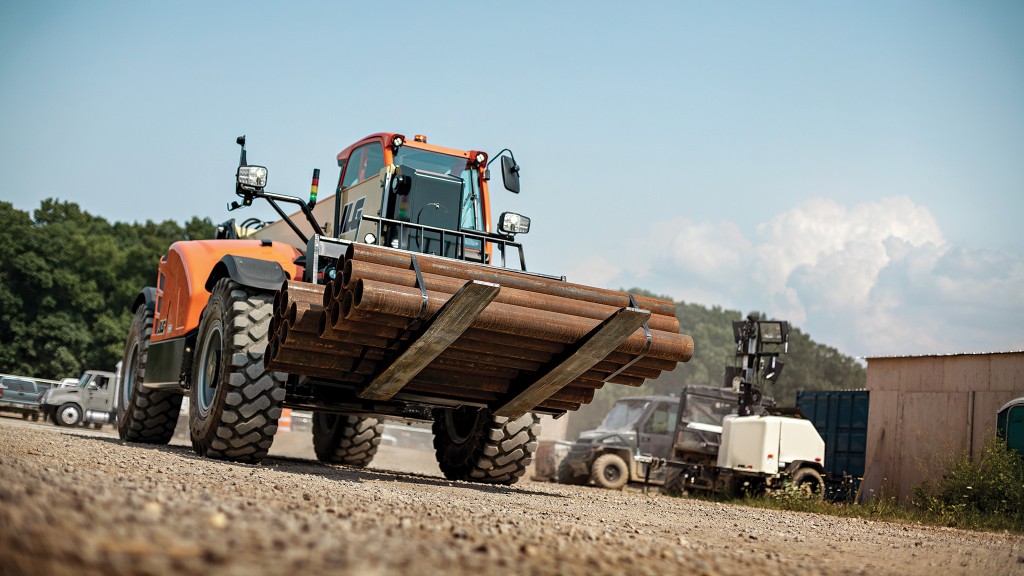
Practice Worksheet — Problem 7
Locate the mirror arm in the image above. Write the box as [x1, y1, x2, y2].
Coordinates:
[253, 190, 326, 244]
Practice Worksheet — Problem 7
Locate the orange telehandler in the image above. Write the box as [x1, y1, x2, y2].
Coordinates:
[117, 133, 692, 484]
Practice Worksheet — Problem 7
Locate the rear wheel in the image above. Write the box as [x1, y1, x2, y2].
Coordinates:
[118, 304, 183, 443]
[189, 279, 285, 464]
[591, 453, 629, 490]
[433, 407, 539, 485]
[312, 413, 383, 467]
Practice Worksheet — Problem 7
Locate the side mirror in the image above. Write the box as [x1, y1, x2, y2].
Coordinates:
[500, 156, 520, 194]
[87, 382, 99, 390]
[498, 212, 530, 235]
[236, 165, 268, 194]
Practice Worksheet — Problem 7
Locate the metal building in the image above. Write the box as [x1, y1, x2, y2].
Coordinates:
[861, 350, 1024, 502]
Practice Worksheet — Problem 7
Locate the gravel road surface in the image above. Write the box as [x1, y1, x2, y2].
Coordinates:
[1, 417, 1022, 576]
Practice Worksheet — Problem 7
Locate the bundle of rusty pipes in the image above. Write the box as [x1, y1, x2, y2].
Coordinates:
[264, 243, 693, 415]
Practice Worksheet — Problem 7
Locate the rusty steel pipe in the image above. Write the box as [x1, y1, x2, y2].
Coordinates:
[278, 323, 383, 357]
[276, 280, 325, 316]
[344, 259, 680, 333]
[340, 291, 420, 329]
[346, 243, 679, 317]
[349, 279, 693, 362]
[268, 342, 377, 374]
[335, 307, 676, 382]
[286, 301, 324, 334]
[326, 304, 411, 340]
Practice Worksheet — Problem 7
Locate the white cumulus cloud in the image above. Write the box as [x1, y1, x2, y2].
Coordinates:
[615, 196, 1024, 356]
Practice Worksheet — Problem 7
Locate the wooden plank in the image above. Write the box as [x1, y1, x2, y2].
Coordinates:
[494, 307, 651, 418]
[358, 280, 500, 401]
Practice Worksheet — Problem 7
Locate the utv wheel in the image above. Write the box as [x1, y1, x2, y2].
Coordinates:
[312, 413, 383, 467]
[189, 278, 285, 464]
[56, 403, 83, 427]
[791, 467, 825, 499]
[591, 453, 629, 490]
[118, 304, 183, 444]
[433, 407, 539, 485]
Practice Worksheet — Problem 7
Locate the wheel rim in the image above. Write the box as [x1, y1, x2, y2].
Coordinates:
[123, 340, 140, 408]
[604, 464, 622, 483]
[59, 405, 80, 425]
[196, 319, 224, 416]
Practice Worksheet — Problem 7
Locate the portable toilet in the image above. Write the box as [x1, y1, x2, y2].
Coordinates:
[997, 397, 1024, 454]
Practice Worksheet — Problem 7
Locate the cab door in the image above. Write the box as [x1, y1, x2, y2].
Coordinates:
[84, 374, 113, 412]
[635, 400, 679, 481]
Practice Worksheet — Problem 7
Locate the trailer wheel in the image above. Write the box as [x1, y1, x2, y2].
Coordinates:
[118, 304, 183, 444]
[556, 457, 589, 485]
[790, 467, 825, 499]
[312, 413, 383, 467]
[189, 278, 285, 464]
[663, 468, 685, 497]
[433, 407, 539, 485]
[591, 453, 629, 490]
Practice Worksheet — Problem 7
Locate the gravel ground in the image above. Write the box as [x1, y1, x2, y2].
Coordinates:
[1, 417, 1022, 576]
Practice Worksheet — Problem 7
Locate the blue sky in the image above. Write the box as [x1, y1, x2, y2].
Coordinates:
[2, 1, 1022, 357]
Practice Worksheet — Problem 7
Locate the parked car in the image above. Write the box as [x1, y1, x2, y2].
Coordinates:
[0, 376, 46, 421]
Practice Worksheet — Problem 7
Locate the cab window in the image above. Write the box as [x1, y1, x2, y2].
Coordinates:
[340, 142, 385, 189]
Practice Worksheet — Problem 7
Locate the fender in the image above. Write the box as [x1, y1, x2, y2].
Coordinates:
[205, 254, 288, 293]
[131, 286, 157, 315]
[143, 240, 301, 389]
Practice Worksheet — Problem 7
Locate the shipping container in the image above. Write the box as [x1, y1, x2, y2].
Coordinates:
[796, 389, 869, 501]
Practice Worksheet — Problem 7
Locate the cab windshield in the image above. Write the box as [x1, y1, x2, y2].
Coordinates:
[76, 373, 92, 388]
[599, 399, 651, 432]
[393, 146, 482, 232]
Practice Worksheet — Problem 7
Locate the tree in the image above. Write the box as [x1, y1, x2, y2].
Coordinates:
[0, 200, 213, 379]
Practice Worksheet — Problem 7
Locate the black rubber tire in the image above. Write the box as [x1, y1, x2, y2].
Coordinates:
[312, 413, 383, 467]
[56, 403, 83, 427]
[663, 467, 685, 497]
[556, 456, 589, 486]
[433, 407, 539, 485]
[791, 467, 825, 499]
[30, 413, 39, 422]
[189, 278, 285, 464]
[118, 304, 183, 444]
[591, 453, 629, 490]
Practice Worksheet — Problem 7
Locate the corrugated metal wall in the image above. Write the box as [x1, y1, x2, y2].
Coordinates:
[862, 352, 1024, 502]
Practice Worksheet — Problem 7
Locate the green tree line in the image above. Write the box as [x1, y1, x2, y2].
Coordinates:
[566, 289, 867, 438]
[0, 199, 213, 379]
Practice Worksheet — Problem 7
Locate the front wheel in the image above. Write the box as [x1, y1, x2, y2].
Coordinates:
[433, 407, 539, 485]
[56, 403, 83, 427]
[189, 278, 285, 464]
[118, 304, 183, 444]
